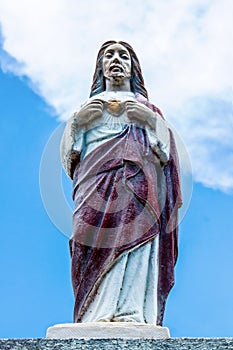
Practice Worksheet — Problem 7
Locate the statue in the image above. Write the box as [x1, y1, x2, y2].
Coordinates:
[60, 40, 182, 326]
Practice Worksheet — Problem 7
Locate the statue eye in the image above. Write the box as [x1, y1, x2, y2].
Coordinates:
[105, 52, 113, 58]
[121, 54, 129, 59]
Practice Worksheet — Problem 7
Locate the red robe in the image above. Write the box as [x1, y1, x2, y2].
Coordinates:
[69, 96, 182, 325]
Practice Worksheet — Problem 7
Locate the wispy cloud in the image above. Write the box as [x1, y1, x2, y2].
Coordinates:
[0, 0, 232, 192]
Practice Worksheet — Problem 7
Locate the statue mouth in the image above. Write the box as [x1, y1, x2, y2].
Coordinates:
[109, 65, 123, 73]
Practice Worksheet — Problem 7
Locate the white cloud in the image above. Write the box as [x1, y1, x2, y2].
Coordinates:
[0, 0, 232, 192]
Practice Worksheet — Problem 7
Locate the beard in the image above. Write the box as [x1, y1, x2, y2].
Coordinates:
[104, 68, 131, 86]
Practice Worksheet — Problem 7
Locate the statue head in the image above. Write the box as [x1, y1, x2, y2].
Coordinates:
[90, 40, 149, 100]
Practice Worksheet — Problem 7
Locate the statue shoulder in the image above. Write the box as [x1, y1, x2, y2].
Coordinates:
[135, 93, 164, 119]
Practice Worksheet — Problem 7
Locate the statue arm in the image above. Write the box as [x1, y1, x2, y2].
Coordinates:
[146, 112, 170, 164]
[60, 99, 104, 178]
[60, 113, 84, 179]
[125, 99, 170, 163]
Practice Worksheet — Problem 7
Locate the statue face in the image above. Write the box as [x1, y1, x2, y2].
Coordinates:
[103, 43, 131, 81]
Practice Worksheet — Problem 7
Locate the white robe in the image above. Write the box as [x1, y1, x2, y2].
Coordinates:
[82, 236, 159, 323]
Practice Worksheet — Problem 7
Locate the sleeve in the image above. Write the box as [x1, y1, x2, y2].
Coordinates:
[146, 112, 170, 163]
[60, 113, 85, 179]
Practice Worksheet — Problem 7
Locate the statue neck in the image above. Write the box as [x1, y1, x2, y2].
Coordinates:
[105, 77, 131, 93]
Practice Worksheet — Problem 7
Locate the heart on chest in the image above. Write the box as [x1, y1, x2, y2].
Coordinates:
[105, 99, 125, 116]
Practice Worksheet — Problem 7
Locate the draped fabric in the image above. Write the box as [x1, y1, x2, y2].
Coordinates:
[81, 236, 160, 323]
[157, 130, 182, 325]
[69, 105, 182, 324]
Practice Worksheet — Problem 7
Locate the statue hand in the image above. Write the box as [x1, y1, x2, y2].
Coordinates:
[125, 101, 157, 130]
[74, 99, 104, 128]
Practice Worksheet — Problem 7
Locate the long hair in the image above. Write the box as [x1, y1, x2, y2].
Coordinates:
[90, 40, 149, 100]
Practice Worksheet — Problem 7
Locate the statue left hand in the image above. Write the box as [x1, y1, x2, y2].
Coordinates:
[125, 101, 157, 130]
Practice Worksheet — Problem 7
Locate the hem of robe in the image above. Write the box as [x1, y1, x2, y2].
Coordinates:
[77, 236, 159, 322]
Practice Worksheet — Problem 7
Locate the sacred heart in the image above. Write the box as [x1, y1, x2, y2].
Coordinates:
[105, 99, 125, 116]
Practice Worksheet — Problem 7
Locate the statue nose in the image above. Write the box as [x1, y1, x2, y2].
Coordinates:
[113, 56, 120, 63]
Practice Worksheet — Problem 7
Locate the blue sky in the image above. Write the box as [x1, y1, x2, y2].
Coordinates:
[0, 0, 232, 339]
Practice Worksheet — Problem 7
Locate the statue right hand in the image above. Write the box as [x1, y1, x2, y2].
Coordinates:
[73, 99, 104, 128]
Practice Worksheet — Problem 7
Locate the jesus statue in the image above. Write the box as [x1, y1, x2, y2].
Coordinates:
[60, 40, 182, 327]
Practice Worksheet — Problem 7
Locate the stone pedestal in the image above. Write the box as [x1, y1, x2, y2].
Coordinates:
[46, 322, 170, 339]
[1, 339, 233, 350]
